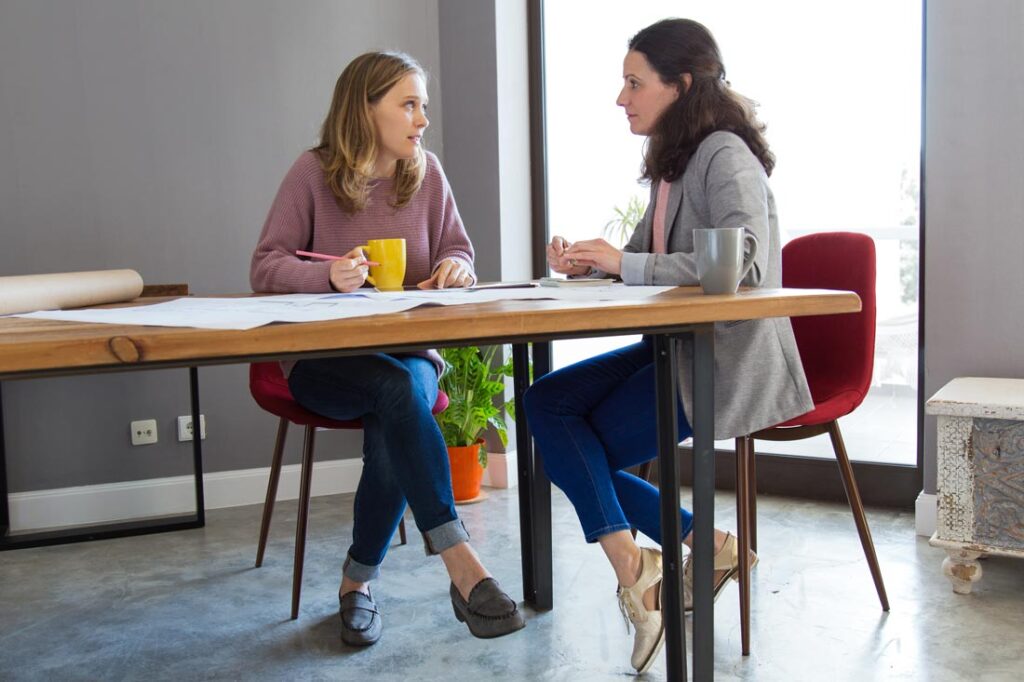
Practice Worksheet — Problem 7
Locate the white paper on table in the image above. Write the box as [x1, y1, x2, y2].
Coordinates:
[15, 295, 423, 330]
[357, 284, 675, 304]
[13, 285, 676, 330]
[510, 285, 674, 301]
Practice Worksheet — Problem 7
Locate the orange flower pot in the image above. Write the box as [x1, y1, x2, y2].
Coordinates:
[447, 439, 485, 502]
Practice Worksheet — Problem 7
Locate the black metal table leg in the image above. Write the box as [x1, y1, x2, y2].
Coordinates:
[188, 367, 206, 525]
[513, 342, 553, 610]
[691, 326, 716, 680]
[0, 382, 10, 538]
[654, 334, 687, 681]
[0, 370, 206, 550]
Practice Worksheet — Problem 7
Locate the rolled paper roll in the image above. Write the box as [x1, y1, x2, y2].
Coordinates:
[0, 269, 144, 315]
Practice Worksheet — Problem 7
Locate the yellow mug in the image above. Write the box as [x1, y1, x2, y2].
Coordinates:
[356, 238, 407, 291]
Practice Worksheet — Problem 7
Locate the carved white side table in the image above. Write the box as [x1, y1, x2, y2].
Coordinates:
[927, 377, 1024, 594]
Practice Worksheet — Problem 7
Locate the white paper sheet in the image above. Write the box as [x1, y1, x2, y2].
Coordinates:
[14, 284, 675, 330]
[357, 284, 674, 305]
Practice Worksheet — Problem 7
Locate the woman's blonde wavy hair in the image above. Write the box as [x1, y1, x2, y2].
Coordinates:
[314, 51, 427, 213]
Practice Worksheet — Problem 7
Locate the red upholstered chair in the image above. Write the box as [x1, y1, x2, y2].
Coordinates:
[732, 232, 889, 654]
[249, 361, 449, 619]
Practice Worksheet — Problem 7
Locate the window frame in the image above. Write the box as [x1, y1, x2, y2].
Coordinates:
[526, 0, 925, 507]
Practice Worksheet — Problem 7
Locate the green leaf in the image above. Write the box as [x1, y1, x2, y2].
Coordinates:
[435, 344, 529, 461]
[602, 195, 648, 248]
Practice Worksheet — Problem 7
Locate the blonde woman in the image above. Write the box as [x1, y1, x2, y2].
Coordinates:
[251, 51, 525, 646]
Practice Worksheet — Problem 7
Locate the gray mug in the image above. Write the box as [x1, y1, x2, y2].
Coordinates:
[694, 228, 759, 295]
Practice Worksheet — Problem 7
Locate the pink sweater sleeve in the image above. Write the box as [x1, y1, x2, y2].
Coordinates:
[250, 155, 334, 293]
[428, 156, 476, 282]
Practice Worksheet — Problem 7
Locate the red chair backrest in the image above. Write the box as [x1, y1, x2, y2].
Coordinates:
[782, 232, 876, 413]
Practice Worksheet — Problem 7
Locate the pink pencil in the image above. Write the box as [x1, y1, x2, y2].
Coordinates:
[296, 250, 380, 266]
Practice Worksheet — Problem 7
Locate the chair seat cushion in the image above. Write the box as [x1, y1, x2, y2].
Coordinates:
[775, 388, 863, 427]
[250, 362, 448, 428]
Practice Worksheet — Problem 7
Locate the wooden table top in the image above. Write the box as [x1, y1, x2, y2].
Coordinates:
[0, 286, 860, 379]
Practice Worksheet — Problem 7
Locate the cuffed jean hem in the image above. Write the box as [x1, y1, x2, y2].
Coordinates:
[583, 522, 633, 544]
[422, 518, 470, 556]
[342, 554, 381, 583]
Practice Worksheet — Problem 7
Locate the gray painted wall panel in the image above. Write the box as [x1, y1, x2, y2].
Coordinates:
[924, 0, 1024, 492]
[438, 0, 502, 282]
[495, 0, 534, 283]
[0, 0, 443, 491]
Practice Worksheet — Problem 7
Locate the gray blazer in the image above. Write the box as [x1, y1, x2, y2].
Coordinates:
[610, 130, 813, 439]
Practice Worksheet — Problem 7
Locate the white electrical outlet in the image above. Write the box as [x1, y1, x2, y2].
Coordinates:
[130, 419, 158, 446]
[177, 414, 207, 442]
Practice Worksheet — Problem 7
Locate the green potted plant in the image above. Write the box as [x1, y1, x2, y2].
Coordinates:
[436, 345, 515, 502]
[603, 194, 648, 247]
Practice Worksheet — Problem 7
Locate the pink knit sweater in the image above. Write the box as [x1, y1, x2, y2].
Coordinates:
[251, 150, 474, 293]
[251, 150, 475, 374]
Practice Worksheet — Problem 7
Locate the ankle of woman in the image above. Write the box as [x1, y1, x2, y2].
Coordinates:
[616, 546, 643, 588]
[340, 578, 369, 596]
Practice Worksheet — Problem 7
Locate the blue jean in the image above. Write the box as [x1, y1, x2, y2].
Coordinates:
[523, 338, 694, 543]
[288, 354, 468, 582]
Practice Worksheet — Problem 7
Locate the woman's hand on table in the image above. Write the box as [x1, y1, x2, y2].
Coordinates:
[418, 258, 474, 289]
[547, 235, 593, 276]
[564, 238, 622, 276]
[328, 247, 373, 293]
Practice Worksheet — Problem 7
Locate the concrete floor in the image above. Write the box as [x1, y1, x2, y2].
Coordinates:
[1, 487, 1022, 681]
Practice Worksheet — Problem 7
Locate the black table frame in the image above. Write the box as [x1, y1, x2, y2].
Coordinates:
[0, 367, 206, 550]
[1, 322, 717, 682]
[512, 326, 715, 682]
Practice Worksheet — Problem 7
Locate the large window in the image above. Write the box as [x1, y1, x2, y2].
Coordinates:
[543, 1, 922, 466]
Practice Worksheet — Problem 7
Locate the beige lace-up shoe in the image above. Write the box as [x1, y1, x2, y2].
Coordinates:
[616, 546, 665, 673]
[683, 532, 758, 611]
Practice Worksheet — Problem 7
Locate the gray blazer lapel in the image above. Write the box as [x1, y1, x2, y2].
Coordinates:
[662, 179, 685, 245]
[634, 182, 656, 253]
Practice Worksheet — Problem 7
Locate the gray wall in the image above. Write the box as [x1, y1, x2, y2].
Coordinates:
[0, 0, 445, 491]
[923, 0, 1024, 492]
[438, 0, 501, 281]
[437, 0, 532, 285]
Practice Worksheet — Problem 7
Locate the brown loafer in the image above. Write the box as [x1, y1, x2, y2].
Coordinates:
[450, 578, 526, 639]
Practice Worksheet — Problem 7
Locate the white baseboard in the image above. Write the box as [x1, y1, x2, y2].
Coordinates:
[915, 491, 937, 538]
[481, 450, 517, 489]
[9, 458, 364, 533]
[11, 449, 521, 533]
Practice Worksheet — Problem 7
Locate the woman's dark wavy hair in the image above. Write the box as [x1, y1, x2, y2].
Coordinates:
[629, 18, 774, 181]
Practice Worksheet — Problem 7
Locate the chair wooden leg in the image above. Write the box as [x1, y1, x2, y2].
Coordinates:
[398, 517, 407, 546]
[256, 418, 289, 567]
[291, 425, 317, 620]
[735, 436, 753, 656]
[632, 460, 655, 539]
[827, 421, 890, 611]
[748, 440, 758, 553]
[637, 460, 654, 484]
